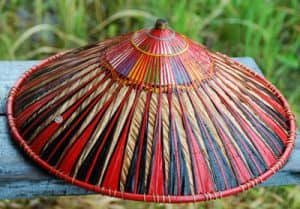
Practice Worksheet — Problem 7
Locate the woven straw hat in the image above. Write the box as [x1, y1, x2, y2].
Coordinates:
[7, 19, 296, 203]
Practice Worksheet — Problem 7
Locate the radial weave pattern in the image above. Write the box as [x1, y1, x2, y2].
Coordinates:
[7, 20, 296, 203]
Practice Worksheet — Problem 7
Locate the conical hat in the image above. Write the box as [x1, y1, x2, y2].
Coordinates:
[7, 19, 296, 203]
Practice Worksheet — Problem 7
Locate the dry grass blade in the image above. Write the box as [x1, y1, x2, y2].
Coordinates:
[198, 0, 230, 31]
[211, 18, 268, 40]
[21, 46, 62, 59]
[91, 9, 156, 35]
[10, 24, 86, 58]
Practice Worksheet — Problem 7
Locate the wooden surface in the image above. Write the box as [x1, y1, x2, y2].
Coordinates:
[0, 58, 299, 200]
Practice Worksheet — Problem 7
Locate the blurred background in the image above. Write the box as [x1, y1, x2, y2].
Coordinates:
[0, 0, 299, 208]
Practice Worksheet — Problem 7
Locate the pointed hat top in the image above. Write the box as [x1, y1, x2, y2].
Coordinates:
[104, 18, 213, 91]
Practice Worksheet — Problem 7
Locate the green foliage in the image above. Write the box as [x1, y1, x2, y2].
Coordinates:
[0, 0, 299, 208]
[1, 186, 300, 209]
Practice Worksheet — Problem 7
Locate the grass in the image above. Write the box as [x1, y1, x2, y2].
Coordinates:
[0, 0, 299, 208]
[1, 186, 300, 209]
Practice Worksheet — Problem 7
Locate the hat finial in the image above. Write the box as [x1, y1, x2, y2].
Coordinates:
[154, 18, 168, 30]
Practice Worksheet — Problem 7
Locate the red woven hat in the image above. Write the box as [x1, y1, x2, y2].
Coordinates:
[7, 19, 296, 203]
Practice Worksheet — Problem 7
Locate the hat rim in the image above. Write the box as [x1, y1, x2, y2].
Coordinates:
[6, 51, 296, 203]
